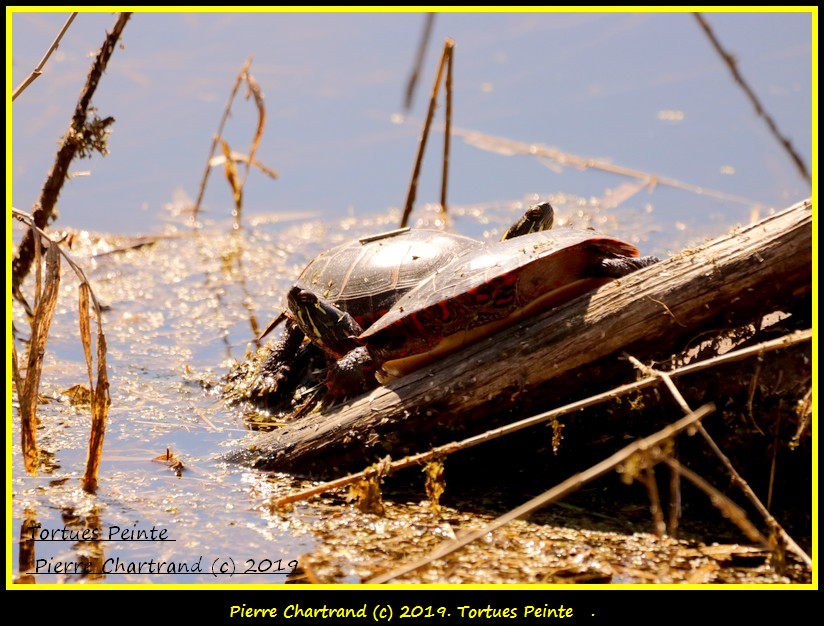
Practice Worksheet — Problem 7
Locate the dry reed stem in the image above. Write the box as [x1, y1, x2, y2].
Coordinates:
[273, 329, 810, 508]
[193, 56, 252, 219]
[403, 13, 436, 112]
[367, 404, 714, 584]
[12, 12, 78, 101]
[660, 456, 770, 549]
[440, 41, 453, 224]
[220, 138, 244, 222]
[452, 126, 766, 209]
[192, 55, 268, 226]
[17, 244, 61, 473]
[11, 209, 110, 491]
[239, 71, 266, 190]
[12, 12, 131, 294]
[641, 464, 666, 537]
[400, 39, 454, 229]
[693, 13, 811, 183]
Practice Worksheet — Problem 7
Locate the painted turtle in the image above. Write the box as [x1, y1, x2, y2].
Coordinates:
[293, 226, 658, 392]
[255, 203, 555, 404]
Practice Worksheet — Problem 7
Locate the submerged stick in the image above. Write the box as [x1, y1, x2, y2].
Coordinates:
[367, 404, 714, 583]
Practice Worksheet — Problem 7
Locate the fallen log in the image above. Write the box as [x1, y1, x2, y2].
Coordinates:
[227, 198, 812, 475]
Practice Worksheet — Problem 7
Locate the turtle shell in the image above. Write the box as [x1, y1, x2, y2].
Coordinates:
[294, 229, 482, 331]
[357, 228, 641, 377]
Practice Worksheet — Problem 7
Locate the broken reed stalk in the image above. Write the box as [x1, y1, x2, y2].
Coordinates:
[400, 38, 454, 229]
[452, 126, 766, 209]
[403, 13, 436, 111]
[11, 12, 131, 295]
[12, 12, 78, 101]
[693, 12, 811, 183]
[628, 355, 812, 569]
[192, 55, 268, 228]
[273, 329, 810, 508]
[659, 456, 770, 550]
[192, 56, 251, 219]
[641, 465, 666, 537]
[11, 209, 111, 492]
[367, 404, 714, 584]
[440, 41, 453, 224]
[13, 243, 61, 473]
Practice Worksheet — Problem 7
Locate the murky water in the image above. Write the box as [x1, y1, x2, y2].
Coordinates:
[10, 10, 813, 586]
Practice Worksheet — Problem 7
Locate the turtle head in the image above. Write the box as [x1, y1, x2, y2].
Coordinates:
[501, 202, 554, 240]
[287, 287, 363, 358]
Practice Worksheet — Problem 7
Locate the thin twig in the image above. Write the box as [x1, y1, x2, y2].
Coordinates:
[367, 405, 714, 583]
[403, 13, 436, 111]
[693, 13, 811, 183]
[274, 329, 810, 508]
[400, 39, 454, 228]
[12, 12, 78, 101]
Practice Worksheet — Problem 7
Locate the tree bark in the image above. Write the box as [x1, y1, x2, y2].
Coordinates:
[229, 198, 812, 475]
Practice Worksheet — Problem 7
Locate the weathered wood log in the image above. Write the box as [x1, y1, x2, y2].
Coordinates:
[228, 198, 812, 475]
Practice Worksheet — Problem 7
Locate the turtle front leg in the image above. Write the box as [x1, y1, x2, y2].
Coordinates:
[326, 346, 380, 399]
[597, 254, 660, 278]
[252, 320, 309, 408]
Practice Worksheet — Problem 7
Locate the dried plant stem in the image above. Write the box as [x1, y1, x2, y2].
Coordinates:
[274, 329, 809, 508]
[641, 464, 666, 536]
[193, 55, 267, 223]
[400, 38, 454, 229]
[628, 355, 811, 569]
[12, 12, 78, 101]
[693, 13, 811, 183]
[12, 209, 105, 312]
[667, 450, 681, 537]
[12, 12, 131, 294]
[16, 244, 61, 473]
[660, 456, 770, 549]
[11, 208, 110, 492]
[403, 13, 436, 111]
[440, 42, 453, 223]
[367, 404, 714, 584]
[452, 126, 766, 208]
[193, 56, 251, 218]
